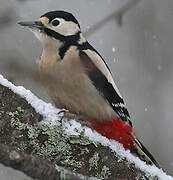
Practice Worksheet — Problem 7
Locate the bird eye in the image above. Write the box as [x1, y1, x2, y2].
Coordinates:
[52, 19, 60, 26]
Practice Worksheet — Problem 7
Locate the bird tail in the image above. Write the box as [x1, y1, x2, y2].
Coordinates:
[132, 138, 161, 168]
[90, 117, 161, 168]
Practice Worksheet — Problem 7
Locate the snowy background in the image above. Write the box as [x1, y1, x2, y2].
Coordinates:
[0, 0, 173, 176]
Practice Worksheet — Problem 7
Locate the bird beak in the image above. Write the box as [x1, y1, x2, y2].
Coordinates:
[18, 21, 45, 30]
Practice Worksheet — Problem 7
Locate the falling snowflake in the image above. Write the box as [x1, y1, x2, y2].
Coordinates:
[144, 107, 148, 112]
[157, 65, 162, 71]
[112, 47, 116, 53]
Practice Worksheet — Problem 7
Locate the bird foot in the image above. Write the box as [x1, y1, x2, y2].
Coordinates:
[58, 110, 93, 129]
[60, 111, 82, 121]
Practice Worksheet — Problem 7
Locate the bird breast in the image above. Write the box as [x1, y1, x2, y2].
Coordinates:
[39, 46, 116, 122]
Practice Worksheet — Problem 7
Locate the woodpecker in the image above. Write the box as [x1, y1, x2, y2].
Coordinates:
[18, 10, 160, 168]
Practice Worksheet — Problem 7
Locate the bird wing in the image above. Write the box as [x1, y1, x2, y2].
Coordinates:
[78, 42, 132, 126]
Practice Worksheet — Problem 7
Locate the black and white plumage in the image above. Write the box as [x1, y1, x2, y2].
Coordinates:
[78, 42, 131, 125]
[19, 10, 131, 124]
[18, 10, 161, 168]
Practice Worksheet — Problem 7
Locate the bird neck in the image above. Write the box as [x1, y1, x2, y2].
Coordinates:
[57, 31, 86, 60]
[78, 33, 86, 45]
[41, 31, 87, 61]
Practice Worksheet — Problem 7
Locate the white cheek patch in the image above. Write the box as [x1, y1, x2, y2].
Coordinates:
[49, 18, 80, 36]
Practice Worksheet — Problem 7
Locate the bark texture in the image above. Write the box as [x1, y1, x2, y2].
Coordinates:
[0, 84, 157, 180]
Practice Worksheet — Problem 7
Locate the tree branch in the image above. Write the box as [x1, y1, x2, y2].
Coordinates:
[84, 0, 141, 37]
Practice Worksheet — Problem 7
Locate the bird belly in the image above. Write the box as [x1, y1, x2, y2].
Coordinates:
[39, 54, 116, 122]
[48, 70, 115, 122]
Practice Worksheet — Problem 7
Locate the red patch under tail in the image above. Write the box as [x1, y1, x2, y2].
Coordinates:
[90, 117, 137, 150]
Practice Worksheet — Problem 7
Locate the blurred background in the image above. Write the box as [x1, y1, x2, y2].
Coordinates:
[0, 0, 173, 176]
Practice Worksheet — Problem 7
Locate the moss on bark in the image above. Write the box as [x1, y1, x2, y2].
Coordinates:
[0, 84, 158, 180]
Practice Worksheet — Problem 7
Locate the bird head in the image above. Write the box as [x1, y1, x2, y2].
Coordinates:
[18, 11, 81, 45]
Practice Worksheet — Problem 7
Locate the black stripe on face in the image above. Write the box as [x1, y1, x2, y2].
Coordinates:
[43, 27, 80, 59]
[44, 28, 66, 41]
[79, 50, 131, 125]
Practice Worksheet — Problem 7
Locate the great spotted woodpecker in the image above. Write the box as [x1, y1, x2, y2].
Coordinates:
[18, 10, 160, 168]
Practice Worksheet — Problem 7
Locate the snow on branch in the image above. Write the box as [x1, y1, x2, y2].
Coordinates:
[0, 74, 172, 180]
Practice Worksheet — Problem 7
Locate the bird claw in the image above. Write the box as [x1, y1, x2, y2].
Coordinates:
[59, 111, 93, 129]
[60, 111, 82, 121]
[58, 109, 68, 115]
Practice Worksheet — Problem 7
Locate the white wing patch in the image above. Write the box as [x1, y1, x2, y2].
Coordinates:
[83, 49, 122, 98]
